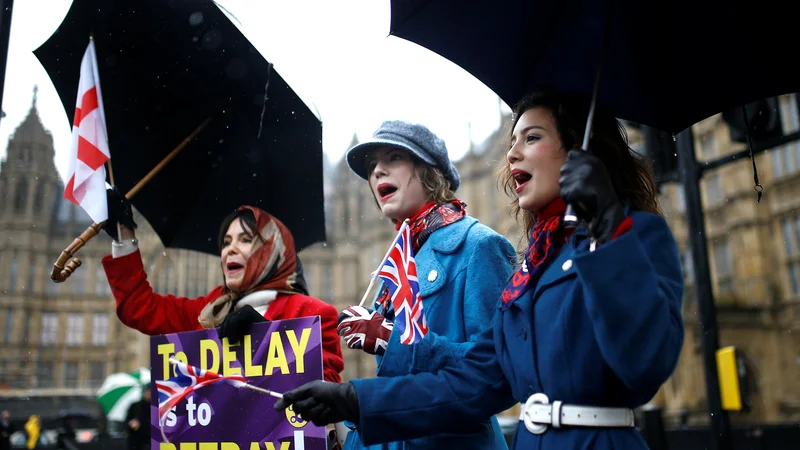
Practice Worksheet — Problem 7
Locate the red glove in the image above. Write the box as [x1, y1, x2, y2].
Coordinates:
[337, 306, 393, 355]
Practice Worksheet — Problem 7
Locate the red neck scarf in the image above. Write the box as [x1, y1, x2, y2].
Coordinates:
[397, 199, 468, 253]
[500, 198, 572, 308]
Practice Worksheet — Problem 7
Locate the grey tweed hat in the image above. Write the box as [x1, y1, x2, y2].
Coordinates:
[346, 120, 460, 191]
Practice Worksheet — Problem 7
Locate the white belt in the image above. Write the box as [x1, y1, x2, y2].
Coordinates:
[519, 393, 635, 435]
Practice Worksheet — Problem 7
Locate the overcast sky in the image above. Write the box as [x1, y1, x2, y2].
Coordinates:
[0, 1, 510, 183]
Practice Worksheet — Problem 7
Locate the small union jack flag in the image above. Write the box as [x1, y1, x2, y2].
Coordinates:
[155, 358, 247, 426]
[378, 224, 428, 345]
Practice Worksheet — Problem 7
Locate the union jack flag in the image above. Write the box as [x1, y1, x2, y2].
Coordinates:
[155, 357, 247, 426]
[378, 224, 428, 345]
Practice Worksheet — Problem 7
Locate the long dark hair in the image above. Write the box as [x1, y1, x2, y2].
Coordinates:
[498, 90, 661, 236]
[217, 209, 260, 296]
[217, 209, 259, 253]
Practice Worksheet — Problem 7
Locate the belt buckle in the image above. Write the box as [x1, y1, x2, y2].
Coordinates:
[522, 393, 550, 435]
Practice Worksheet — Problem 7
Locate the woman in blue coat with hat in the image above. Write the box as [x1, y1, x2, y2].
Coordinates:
[334, 120, 516, 449]
[276, 90, 684, 450]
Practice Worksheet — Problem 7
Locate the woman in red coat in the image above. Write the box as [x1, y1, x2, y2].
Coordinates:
[101, 189, 344, 382]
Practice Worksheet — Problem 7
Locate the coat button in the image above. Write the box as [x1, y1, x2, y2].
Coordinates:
[428, 270, 438, 282]
[562, 260, 573, 271]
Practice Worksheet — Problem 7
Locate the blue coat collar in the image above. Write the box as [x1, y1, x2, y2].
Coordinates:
[415, 216, 477, 298]
[426, 215, 477, 254]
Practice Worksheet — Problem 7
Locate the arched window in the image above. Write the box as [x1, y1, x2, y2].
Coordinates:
[0, 180, 6, 210]
[14, 180, 28, 212]
[34, 183, 45, 211]
[9, 253, 18, 292]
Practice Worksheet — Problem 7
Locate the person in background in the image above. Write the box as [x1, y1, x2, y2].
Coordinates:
[0, 410, 14, 450]
[24, 415, 40, 450]
[125, 387, 151, 450]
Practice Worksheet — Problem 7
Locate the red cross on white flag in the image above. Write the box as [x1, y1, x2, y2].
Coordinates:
[64, 39, 110, 224]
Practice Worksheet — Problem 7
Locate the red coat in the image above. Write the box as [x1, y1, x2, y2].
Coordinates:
[102, 250, 343, 382]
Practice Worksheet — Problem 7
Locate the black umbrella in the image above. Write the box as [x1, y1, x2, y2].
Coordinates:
[391, 0, 796, 221]
[35, 0, 325, 255]
[390, 0, 797, 134]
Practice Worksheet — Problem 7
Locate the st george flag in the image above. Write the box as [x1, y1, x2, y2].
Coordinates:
[64, 39, 110, 224]
[377, 223, 429, 345]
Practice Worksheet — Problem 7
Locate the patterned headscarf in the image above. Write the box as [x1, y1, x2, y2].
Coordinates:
[198, 206, 307, 328]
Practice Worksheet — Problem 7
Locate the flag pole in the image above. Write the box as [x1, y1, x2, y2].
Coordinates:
[240, 383, 283, 399]
[357, 218, 410, 308]
[165, 357, 283, 398]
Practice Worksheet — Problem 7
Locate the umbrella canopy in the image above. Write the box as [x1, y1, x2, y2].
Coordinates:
[390, 0, 798, 134]
[96, 368, 150, 422]
[35, 0, 325, 255]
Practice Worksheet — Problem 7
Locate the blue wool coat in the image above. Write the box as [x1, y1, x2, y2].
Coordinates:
[351, 211, 685, 450]
[344, 216, 516, 450]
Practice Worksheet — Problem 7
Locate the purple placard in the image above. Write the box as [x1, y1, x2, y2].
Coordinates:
[149, 317, 325, 450]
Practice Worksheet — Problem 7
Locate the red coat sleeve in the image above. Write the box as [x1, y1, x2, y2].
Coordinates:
[102, 250, 220, 335]
[267, 294, 344, 383]
[302, 298, 345, 383]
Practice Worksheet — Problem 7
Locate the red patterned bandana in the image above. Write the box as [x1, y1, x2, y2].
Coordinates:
[376, 199, 468, 315]
[399, 199, 468, 253]
[500, 198, 572, 309]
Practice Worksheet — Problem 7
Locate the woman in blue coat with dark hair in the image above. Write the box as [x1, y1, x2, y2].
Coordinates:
[275, 90, 685, 450]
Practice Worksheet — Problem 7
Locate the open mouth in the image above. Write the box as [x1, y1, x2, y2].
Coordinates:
[511, 168, 532, 193]
[226, 262, 244, 272]
[376, 183, 398, 200]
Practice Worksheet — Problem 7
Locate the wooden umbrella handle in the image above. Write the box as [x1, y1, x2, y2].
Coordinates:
[50, 222, 103, 282]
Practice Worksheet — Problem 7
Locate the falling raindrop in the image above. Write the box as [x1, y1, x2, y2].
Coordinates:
[189, 12, 204, 26]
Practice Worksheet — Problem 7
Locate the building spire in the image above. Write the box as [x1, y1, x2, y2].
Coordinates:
[32, 84, 38, 109]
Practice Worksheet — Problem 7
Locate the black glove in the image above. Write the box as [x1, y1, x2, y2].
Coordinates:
[559, 149, 626, 244]
[274, 381, 359, 426]
[218, 305, 267, 344]
[102, 187, 137, 241]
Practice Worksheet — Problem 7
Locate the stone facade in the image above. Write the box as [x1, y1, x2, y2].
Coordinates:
[0, 92, 147, 395]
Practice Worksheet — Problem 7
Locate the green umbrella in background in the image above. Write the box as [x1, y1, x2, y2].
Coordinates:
[96, 368, 150, 422]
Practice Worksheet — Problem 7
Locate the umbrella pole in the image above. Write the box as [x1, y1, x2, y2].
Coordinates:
[125, 117, 212, 199]
[563, 1, 615, 229]
[49, 117, 212, 282]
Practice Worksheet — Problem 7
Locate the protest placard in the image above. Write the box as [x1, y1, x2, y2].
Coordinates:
[149, 316, 326, 450]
